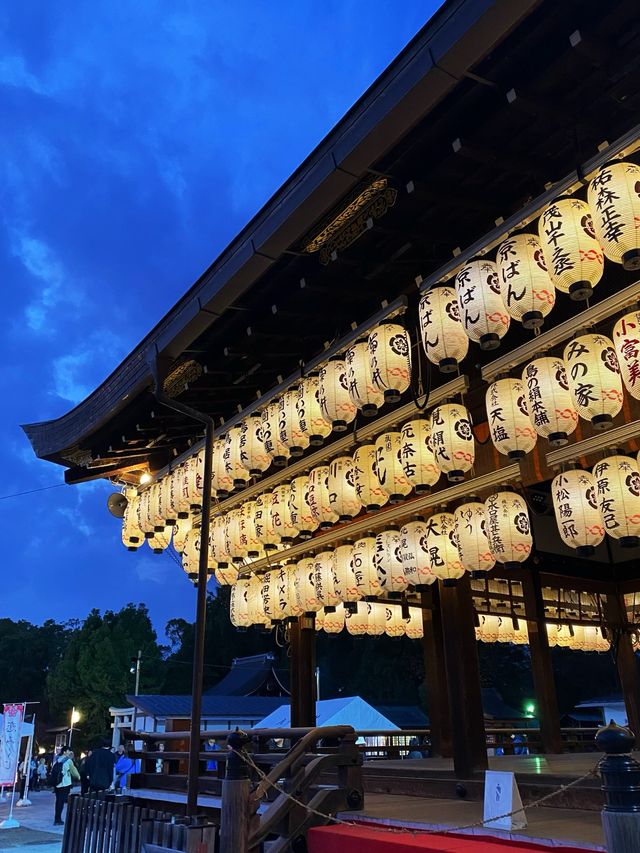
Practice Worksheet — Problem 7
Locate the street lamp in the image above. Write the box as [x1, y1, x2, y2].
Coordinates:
[525, 702, 536, 718]
[69, 707, 81, 746]
[130, 650, 142, 738]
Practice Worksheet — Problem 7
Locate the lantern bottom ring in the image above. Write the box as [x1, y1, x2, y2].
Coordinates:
[470, 570, 487, 579]
[338, 514, 355, 522]
[233, 478, 247, 488]
[446, 470, 466, 483]
[576, 544, 596, 556]
[361, 404, 379, 417]
[413, 583, 435, 592]
[502, 560, 524, 570]
[289, 446, 305, 458]
[384, 389, 401, 403]
[568, 281, 593, 301]
[165, 519, 177, 526]
[442, 577, 458, 587]
[247, 549, 260, 558]
[366, 503, 385, 511]
[389, 493, 408, 504]
[215, 489, 230, 499]
[272, 456, 287, 467]
[263, 544, 278, 551]
[548, 431, 569, 447]
[297, 530, 314, 540]
[188, 572, 198, 580]
[508, 449, 526, 460]
[386, 591, 403, 599]
[324, 605, 336, 613]
[154, 524, 165, 532]
[414, 485, 432, 496]
[479, 333, 501, 351]
[591, 413, 613, 430]
[622, 249, 640, 271]
[619, 535, 640, 548]
[439, 357, 458, 373]
[332, 420, 348, 432]
[522, 310, 544, 330]
[177, 512, 189, 519]
[309, 435, 325, 446]
[144, 531, 154, 539]
[319, 521, 335, 530]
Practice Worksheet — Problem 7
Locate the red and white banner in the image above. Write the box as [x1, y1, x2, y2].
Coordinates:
[0, 703, 25, 787]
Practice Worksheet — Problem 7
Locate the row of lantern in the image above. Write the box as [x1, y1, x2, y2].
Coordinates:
[475, 614, 610, 651]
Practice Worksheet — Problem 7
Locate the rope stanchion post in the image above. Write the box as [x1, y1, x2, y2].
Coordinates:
[220, 729, 253, 853]
[596, 721, 640, 853]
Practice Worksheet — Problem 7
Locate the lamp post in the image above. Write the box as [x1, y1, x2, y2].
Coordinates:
[130, 650, 142, 738]
[68, 708, 80, 747]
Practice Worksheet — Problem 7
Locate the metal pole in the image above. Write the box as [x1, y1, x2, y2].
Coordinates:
[131, 650, 142, 740]
[17, 715, 35, 807]
[68, 707, 75, 747]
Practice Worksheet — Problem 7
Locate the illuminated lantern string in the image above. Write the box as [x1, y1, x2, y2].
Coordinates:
[122, 495, 144, 551]
[345, 338, 385, 417]
[454, 502, 496, 577]
[374, 528, 408, 594]
[318, 358, 357, 432]
[289, 475, 318, 540]
[148, 525, 172, 555]
[308, 465, 339, 529]
[230, 579, 252, 628]
[328, 456, 362, 521]
[279, 387, 309, 458]
[353, 444, 389, 511]
[255, 492, 280, 551]
[419, 286, 469, 372]
[592, 455, 640, 547]
[313, 550, 339, 608]
[400, 418, 440, 494]
[563, 334, 623, 430]
[384, 604, 406, 638]
[404, 607, 424, 640]
[454, 259, 510, 350]
[552, 469, 604, 556]
[424, 512, 465, 585]
[368, 323, 412, 404]
[294, 557, 320, 613]
[485, 378, 537, 459]
[375, 431, 412, 503]
[224, 426, 250, 489]
[331, 544, 361, 602]
[588, 161, 640, 270]
[496, 233, 555, 329]
[352, 535, 382, 598]
[262, 399, 290, 467]
[612, 310, 640, 401]
[345, 602, 369, 637]
[430, 403, 475, 482]
[271, 484, 298, 543]
[298, 374, 332, 446]
[324, 604, 345, 634]
[172, 514, 192, 554]
[538, 197, 604, 300]
[212, 438, 233, 499]
[484, 492, 533, 568]
[400, 519, 436, 588]
[366, 602, 387, 637]
[522, 357, 578, 446]
[239, 413, 271, 476]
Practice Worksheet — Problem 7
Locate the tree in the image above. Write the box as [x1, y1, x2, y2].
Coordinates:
[0, 618, 70, 708]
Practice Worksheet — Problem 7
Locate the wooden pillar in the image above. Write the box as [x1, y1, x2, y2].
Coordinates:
[519, 568, 563, 754]
[421, 588, 452, 757]
[604, 591, 640, 737]
[439, 575, 487, 777]
[290, 616, 316, 728]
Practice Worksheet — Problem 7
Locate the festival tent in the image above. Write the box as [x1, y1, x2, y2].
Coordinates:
[256, 696, 399, 731]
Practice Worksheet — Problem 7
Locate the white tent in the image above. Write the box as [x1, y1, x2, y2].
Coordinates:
[256, 696, 399, 730]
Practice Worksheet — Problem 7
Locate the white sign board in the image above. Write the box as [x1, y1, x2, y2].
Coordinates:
[0, 704, 25, 788]
[483, 770, 527, 831]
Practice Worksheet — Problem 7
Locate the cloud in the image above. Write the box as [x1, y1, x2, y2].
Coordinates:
[50, 330, 129, 404]
[135, 555, 173, 585]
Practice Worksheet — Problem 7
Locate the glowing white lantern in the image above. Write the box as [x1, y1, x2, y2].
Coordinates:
[419, 286, 469, 372]
[148, 525, 172, 555]
[161, 473, 178, 525]
[486, 378, 537, 459]
[279, 387, 309, 458]
[375, 431, 412, 502]
[568, 625, 586, 651]
[294, 557, 320, 613]
[404, 608, 424, 640]
[497, 617, 516, 643]
[454, 502, 496, 577]
[496, 233, 555, 329]
[289, 475, 318, 539]
[399, 519, 435, 588]
[230, 579, 252, 628]
[563, 334, 623, 430]
[384, 604, 406, 638]
[262, 399, 290, 467]
[345, 602, 369, 637]
[173, 462, 191, 517]
[352, 536, 382, 598]
[271, 484, 298, 543]
[315, 609, 326, 632]
[368, 323, 412, 404]
[308, 465, 339, 529]
[545, 623, 558, 647]
[345, 338, 385, 416]
[424, 512, 464, 585]
[241, 499, 261, 559]
[588, 161, 640, 269]
[149, 480, 166, 531]
[239, 413, 271, 476]
[552, 469, 604, 556]
[255, 492, 280, 551]
[246, 576, 269, 627]
[513, 620, 529, 645]
[555, 624, 572, 648]
[318, 358, 357, 432]
[215, 564, 239, 586]
[225, 509, 246, 564]
[538, 197, 603, 300]
[224, 427, 249, 489]
[298, 374, 332, 446]
[260, 570, 282, 623]
[455, 259, 510, 350]
[353, 444, 389, 511]
[313, 551, 339, 607]
[122, 495, 144, 551]
[212, 438, 233, 498]
[324, 604, 345, 634]
[331, 544, 360, 602]
[169, 466, 188, 519]
[476, 614, 501, 643]
[374, 529, 407, 594]
[522, 357, 578, 446]
[613, 311, 640, 401]
[281, 561, 303, 619]
[592, 455, 640, 547]
[328, 456, 362, 521]
[366, 602, 387, 636]
[399, 418, 440, 494]
[484, 492, 533, 567]
[430, 403, 474, 482]
[172, 514, 192, 554]
[183, 453, 202, 512]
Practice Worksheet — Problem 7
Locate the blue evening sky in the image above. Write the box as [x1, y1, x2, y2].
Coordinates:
[1, 1, 437, 637]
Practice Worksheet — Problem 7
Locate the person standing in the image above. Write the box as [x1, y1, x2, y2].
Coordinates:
[36, 757, 48, 791]
[84, 739, 116, 793]
[52, 746, 80, 826]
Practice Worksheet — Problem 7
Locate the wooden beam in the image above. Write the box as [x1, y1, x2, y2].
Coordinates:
[604, 591, 640, 737]
[289, 617, 316, 728]
[421, 587, 452, 757]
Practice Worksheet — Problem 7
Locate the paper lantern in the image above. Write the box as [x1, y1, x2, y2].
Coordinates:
[161, 473, 178, 525]
[270, 484, 298, 543]
[212, 438, 233, 499]
[167, 467, 187, 520]
[331, 544, 361, 602]
[419, 286, 469, 372]
[318, 358, 357, 432]
[313, 550, 339, 607]
[384, 604, 406, 638]
[215, 564, 239, 586]
[308, 465, 339, 529]
[323, 604, 345, 634]
[149, 480, 166, 532]
[315, 608, 326, 632]
[298, 373, 332, 446]
[613, 311, 640, 401]
[210, 514, 230, 567]
[239, 413, 271, 476]
[522, 357, 578, 446]
[230, 579, 252, 628]
[592, 455, 640, 547]
[289, 475, 318, 539]
[368, 323, 412, 404]
[278, 387, 309, 458]
[246, 576, 269, 627]
[254, 492, 280, 551]
[423, 512, 465, 585]
[345, 338, 385, 416]
[241, 499, 261, 559]
[563, 334, 623, 430]
[546, 623, 559, 647]
[262, 399, 290, 467]
[122, 495, 144, 551]
[555, 624, 572, 648]
[373, 528, 408, 594]
[260, 570, 283, 623]
[281, 561, 303, 619]
[366, 602, 387, 637]
[183, 453, 202, 512]
[353, 444, 389, 511]
[484, 492, 533, 567]
[538, 197, 603, 300]
[485, 378, 537, 459]
[551, 469, 604, 556]
[375, 431, 413, 503]
[352, 536, 382, 598]
[430, 403, 475, 482]
[404, 607, 424, 640]
[294, 557, 320, 613]
[496, 233, 555, 329]
[454, 259, 510, 350]
[399, 519, 436, 588]
[136, 488, 153, 538]
[225, 509, 246, 564]
[512, 620, 529, 645]
[476, 614, 501, 643]
[172, 514, 192, 554]
[399, 418, 440, 494]
[173, 462, 191, 517]
[588, 161, 640, 270]
[345, 602, 369, 637]
[147, 525, 172, 555]
[497, 617, 516, 643]
[328, 456, 362, 521]
[567, 625, 586, 651]
[224, 426, 249, 489]
[454, 502, 496, 577]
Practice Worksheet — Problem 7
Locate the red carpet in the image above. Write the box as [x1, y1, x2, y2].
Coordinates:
[307, 824, 589, 853]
